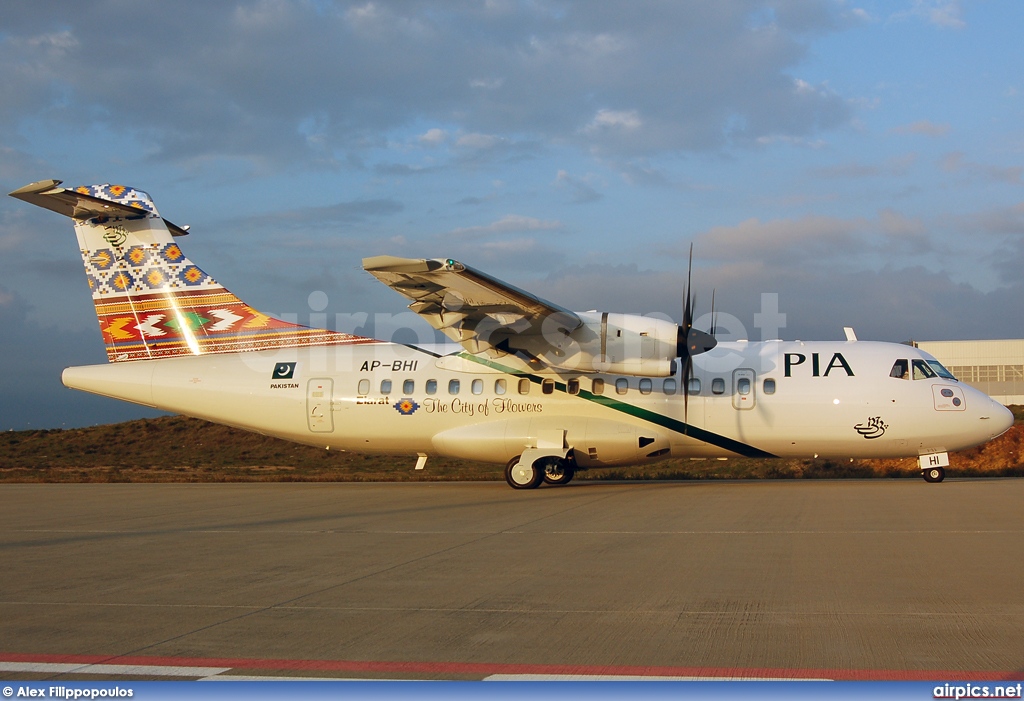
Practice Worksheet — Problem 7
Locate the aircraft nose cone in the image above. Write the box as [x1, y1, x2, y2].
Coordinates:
[990, 400, 1015, 438]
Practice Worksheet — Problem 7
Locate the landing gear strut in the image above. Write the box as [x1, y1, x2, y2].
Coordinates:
[922, 466, 945, 483]
[505, 456, 544, 489]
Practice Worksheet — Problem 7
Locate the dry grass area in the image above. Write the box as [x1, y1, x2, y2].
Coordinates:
[1, 408, 1021, 483]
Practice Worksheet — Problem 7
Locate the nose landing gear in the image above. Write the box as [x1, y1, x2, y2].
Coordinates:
[922, 466, 945, 483]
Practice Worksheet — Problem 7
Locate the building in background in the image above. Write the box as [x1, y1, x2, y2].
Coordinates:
[913, 339, 1024, 406]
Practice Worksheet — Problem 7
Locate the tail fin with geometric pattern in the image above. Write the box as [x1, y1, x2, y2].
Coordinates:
[10, 179, 375, 362]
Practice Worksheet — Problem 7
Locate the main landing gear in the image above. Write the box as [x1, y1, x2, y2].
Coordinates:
[504, 455, 576, 489]
[922, 466, 945, 483]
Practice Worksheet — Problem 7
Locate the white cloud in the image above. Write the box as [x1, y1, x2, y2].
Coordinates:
[469, 77, 503, 90]
[480, 237, 540, 253]
[583, 109, 642, 134]
[972, 202, 1024, 235]
[942, 152, 1022, 184]
[455, 132, 503, 149]
[891, 120, 950, 137]
[878, 209, 926, 238]
[692, 215, 864, 263]
[922, 0, 966, 29]
[449, 214, 562, 237]
[554, 170, 602, 203]
[419, 128, 447, 145]
[891, 1, 966, 29]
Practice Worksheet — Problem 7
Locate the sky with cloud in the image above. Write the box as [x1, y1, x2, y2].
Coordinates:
[1, 0, 1022, 429]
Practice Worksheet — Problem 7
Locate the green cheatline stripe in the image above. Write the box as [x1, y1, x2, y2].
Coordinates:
[456, 352, 777, 459]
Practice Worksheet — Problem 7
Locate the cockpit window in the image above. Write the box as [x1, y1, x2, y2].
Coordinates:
[890, 359, 909, 380]
[926, 360, 957, 380]
[912, 359, 937, 380]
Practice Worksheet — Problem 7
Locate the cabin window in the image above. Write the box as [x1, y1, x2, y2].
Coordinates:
[495, 379, 507, 395]
[711, 378, 725, 395]
[615, 378, 628, 395]
[448, 379, 460, 395]
[426, 379, 438, 395]
[357, 379, 370, 395]
[568, 378, 580, 395]
[639, 378, 653, 395]
[403, 379, 415, 394]
[687, 377, 701, 395]
[380, 379, 392, 394]
[763, 378, 776, 395]
[471, 378, 484, 395]
[518, 378, 531, 394]
[890, 359, 909, 380]
[912, 359, 937, 381]
[737, 378, 751, 395]
[592, 378, 605, 395]
[663, 378, 677, 395]
[542, 379, 555, 394]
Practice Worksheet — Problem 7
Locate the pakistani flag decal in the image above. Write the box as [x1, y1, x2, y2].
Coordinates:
[273, 362, 297, 379]
[394, 398, 419, 415]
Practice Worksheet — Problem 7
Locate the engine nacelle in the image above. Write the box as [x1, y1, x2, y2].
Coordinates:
[553, 312, 679, 377]
[480, 311, 685, 377]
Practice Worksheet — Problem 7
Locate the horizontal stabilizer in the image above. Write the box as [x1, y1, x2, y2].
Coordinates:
[9, 180, 190, 236]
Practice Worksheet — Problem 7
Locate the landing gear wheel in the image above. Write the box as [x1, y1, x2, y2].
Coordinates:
[542, 459, 575, 486]
[922, 467, 945, 483]
[505, 456, 544, 490]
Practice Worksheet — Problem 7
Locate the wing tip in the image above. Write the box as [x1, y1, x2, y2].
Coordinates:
[9, 179, 64, 199]
[362, 255, 445, 273]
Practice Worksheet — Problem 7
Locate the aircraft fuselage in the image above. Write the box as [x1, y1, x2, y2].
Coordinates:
[62, 338, 1013, 470]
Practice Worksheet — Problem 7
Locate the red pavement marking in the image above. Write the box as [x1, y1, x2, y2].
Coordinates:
[0, 652, 1021, 681]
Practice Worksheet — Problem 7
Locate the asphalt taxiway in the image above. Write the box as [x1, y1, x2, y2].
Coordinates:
[1, 479, 1023, 680]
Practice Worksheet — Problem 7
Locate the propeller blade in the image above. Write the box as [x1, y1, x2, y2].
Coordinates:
[710, 289, 716, 337]
[681, 353, 691, 433]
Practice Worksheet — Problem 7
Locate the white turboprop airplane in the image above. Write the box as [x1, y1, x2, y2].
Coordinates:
[10, 180, 1014, 488]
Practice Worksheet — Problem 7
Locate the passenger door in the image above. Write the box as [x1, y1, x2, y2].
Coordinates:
[307, 378, 334, 432]
[732, 369, 756, 410]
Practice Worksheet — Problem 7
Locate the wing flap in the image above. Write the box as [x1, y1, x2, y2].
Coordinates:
[363, 255, 581, 357]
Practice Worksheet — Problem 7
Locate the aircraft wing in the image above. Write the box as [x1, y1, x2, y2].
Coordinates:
[363, 255, 581, 357]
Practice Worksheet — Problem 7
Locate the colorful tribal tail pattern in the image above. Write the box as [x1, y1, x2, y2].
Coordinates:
[84, 239, 377, 362]
[12, 181, 377, 362]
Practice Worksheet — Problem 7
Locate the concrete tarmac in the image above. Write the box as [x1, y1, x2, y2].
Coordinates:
[1, 479, 1023, 680]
